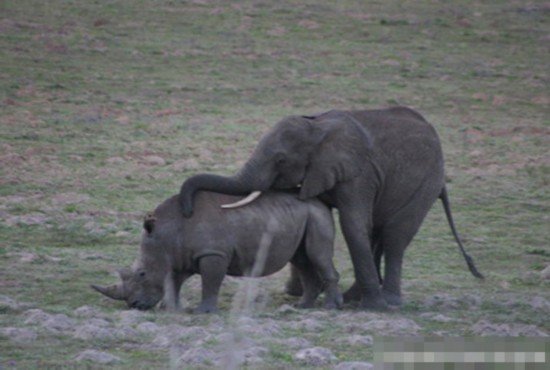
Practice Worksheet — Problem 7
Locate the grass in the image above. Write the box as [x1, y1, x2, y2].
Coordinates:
[1, 0, 549, 368]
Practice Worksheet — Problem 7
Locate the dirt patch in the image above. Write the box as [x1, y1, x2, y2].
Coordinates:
[470, 320, 548, 336]
[295, 347, 337, 366]
[74, 350, 121, 365]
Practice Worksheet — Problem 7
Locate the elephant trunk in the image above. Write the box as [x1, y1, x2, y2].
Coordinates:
[91, 284, 126, 301]
[180, 159, 271, 217]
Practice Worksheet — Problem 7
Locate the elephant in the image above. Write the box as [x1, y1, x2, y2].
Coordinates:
[179, 106, 483, 310]
[92, 190, 342, 313]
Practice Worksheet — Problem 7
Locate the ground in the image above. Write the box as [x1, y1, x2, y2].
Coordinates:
[0, 0, 549, 368]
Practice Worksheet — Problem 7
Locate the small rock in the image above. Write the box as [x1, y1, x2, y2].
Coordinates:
[42, 314, 75, 333]
[105, 156, 126, 165]
[540, 264, 550, 280]
[172, 158, 200, 172]
[113, 325, 138, 339]
[419, 312, 458, 323]
[75, 350, 121, 364]
[276, 337, 312, 349]
[117, 310, 144, 326]
[424, 293, 460, 310]
[237, 318, 281, 336]
[470, 320, 548, 337]
[74, 324, 114, 340]
[461, 293, 482, 307]
[215, 332, 255, 348]
[17, 252, 39, 263]
[335, 362, 374, 370]
[51, 192, 90, 206]
[152, 325, 209, 348]
[294, 347, 337, 366]
[361, 318, 421, 336]
[142, 155, 166, 166]
[0, 295, 29, 312]
[198, 148, 213, 162]
[276, 304, 299, 314]
[344, 335, 374, 346]
[24, 309, 50, 324]
[78, 252, 109, 260]
[177, 347, 218, 366]
[1, 327, 38, 343]
[115, 115, 131, 125]
[73, 305, 104, 319]
[289, 318, 323, 332]
[137, 321, 161, 334]
[529, 296, 550, 310]
[245, 346, 268, 362]
[14, 213, 48, 226]
[520, 271, 542, 285]
[84, 318, 111, 328]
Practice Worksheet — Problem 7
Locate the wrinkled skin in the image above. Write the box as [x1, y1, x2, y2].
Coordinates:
[92, 191, 342, 313]
[179, 107, 483, 310]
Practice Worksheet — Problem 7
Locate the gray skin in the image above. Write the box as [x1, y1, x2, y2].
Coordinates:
[179, 107, 483, 310]
[92, 191, 342, 313]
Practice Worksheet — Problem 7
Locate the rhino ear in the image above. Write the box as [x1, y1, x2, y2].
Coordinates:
[117, 267, 133, 282]
[143, 213, 156, 234]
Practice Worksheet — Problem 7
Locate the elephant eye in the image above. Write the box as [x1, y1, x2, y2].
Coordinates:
[275, 153, 287, 166]
[138, 271, 146, 278]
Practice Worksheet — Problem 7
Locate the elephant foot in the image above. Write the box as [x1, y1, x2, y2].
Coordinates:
[294, 299, 315, 309]
[324, 293, 343, 310]
[343, 282, 362, 303]
[195, 303, 219, 314]
[285, 277, 304, 297]
[159, 299, 182, 312]
[358, 296, 391, 312]
[382, 290, 403, 306]
[344, 282, 392, 311]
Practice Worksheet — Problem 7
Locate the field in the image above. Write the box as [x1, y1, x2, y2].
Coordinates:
[1, 0, 549, 368]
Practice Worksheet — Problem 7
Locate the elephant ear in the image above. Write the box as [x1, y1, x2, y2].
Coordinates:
[300, 113, 373, 199]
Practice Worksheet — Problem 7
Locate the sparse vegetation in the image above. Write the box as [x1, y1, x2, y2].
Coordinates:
[1, 0, 548, 368]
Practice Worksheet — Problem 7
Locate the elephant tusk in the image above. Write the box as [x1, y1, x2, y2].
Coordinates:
[221, 191, 262, 209]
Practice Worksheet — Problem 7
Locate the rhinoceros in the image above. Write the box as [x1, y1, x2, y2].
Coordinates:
[92, 191, 342, 313]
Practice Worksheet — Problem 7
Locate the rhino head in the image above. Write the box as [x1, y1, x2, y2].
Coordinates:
[91, 266, 164, 310]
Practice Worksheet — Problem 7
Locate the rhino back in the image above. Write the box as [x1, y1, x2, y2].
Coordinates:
[188, 192, 311, 276]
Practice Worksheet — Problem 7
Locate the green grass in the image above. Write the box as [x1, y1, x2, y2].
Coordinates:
[1, 0, 549, 368]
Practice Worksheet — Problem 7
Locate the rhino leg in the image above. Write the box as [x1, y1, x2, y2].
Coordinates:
[195, 255, 228, 314]
[162, 271, 192, 311]
[302, 207, 342, 310]
[284, 265, 304, 297]
[292, 262, 323, 309]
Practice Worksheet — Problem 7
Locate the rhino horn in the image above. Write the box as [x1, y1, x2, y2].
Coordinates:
[91, 283, 126, 300]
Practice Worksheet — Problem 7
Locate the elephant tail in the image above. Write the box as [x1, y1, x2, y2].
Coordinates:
[439, 186, 484, 279]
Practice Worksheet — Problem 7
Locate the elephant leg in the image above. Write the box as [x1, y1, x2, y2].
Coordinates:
[343, 281, 361, 303]
[196, 255, 228, 314]
[379, 231, 407, 306]
[379, 191, 440, 306]
[339, 208, 387, 310]
[284, 264, 303, 297]
[344, 230, 383, 303]
[373, 236, 384, 284]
